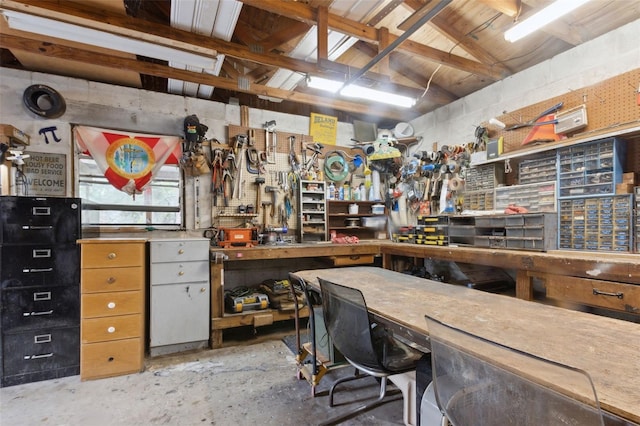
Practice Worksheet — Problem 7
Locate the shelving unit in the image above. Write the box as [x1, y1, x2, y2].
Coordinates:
[518, 152, 557, 185]
[463, 163, 503, 211]
[299, 180, 326, 243]
[327, 200, 386, 240]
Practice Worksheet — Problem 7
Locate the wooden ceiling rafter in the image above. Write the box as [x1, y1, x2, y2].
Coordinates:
[241, 0, 508, 80]
[404, 0, 511, 75]
[0, 33, 411, 120]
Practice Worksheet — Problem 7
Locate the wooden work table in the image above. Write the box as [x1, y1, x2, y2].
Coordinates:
[209, 241, 639, 347]
[294, 266, 640, 425]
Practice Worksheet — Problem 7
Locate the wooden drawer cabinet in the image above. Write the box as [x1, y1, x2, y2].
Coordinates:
[78, 239, 146, 381]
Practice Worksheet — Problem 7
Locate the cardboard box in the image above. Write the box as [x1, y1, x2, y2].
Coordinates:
[615, 183, 634, 194]
[0, 124, 30, 146]
[622, 172, 637, 184]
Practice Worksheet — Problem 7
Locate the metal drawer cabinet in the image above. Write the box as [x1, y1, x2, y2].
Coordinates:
[1, 326, 80, 387]
[149, 238, 210, 356]
[0, 196, 81, 387]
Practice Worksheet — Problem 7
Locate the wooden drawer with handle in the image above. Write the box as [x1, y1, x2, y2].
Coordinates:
[81, 314, 142, 343]
[327, 254, 375, 266]
[81, 243, 145, 268]
[80, 338, 143, 380]
[81, 290, 142, 318]
[541, 273, 640, 314]
[81, 266, 144, 293]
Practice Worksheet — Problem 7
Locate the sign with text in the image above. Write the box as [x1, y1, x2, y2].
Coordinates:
[309, 113, 338, 146]
[23, 152, 66, 196]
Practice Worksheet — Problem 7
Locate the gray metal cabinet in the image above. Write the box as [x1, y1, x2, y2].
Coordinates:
[149, 238, 210, 356]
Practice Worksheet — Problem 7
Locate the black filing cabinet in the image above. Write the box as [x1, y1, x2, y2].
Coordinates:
[0, 196, 81, 386]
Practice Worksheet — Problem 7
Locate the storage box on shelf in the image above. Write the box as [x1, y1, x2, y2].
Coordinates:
[299, 180, 326, 242]
[474, 214, 557, 251]
[463, 163, 503, 211]
[518, 153, 557, 185]
[559, 195, 632, 252]
[78, 239, 146, 380]
[327, 200, 386, 240]
[149, 238, 210, 357]
[495, 181, 557, 213]
[0, 196, 81, 387]
[557, 137, 631, 252]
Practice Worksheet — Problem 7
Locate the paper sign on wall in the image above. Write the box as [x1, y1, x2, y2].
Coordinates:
[22, 152, 66, 196]
[309, 113, 338, 146]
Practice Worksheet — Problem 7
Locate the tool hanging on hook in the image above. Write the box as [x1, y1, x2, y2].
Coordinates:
[264, 120, 277, 164]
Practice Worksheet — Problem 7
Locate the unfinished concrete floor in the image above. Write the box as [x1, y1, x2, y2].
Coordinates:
[0, 325, 406, 426]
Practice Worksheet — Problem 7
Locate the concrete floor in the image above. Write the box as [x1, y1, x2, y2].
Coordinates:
[0, 324, 407, 426]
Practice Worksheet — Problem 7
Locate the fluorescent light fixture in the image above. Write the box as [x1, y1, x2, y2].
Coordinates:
[504, 0, 592, 42]
[1, 10, 217, 69]
[307, 76, 416, 108]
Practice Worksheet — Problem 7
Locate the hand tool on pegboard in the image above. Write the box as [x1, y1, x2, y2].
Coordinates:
[233, 134, 248, 199]
[505, 102, 563, 131]
[264, 120, 277, 164]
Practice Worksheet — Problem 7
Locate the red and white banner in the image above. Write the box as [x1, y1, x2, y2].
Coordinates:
[75, 126, 182, 195]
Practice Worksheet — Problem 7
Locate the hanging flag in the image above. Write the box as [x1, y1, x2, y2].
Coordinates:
[75, 126, 182, 195]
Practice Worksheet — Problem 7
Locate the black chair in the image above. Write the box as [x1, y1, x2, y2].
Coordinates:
[318, 278, 423, 425]
[425, 314, 605, 426]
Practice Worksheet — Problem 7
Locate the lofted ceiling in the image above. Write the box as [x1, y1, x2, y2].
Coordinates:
[0, 0, 638, 126]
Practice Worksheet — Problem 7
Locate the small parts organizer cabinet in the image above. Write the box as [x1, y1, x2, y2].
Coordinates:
[0, 196, 81, 387]
[149, 238, 210, 357]
[299, 180, 327, 242]
[79, 239, 145, 380]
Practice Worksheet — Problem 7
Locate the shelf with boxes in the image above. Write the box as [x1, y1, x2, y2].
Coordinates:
[299, 180, 326, 243]
[327, 200, 386, 240]
[495, 181, 557, 213]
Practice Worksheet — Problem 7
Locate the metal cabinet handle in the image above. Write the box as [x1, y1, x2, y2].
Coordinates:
[107, 302, 116, 309]
[593, 288, 623, 299]
[23, 310, 53, 317]
[34, 334, 52, 344]
[107, 326, 116, 333]
[178, 249, 184, 254]
[25, 268, 54, 273]
[107, 252, 117, 260]
[178, 271, 184, 276]
[200, 287, 206, 293]
[24, 353, 53, 360]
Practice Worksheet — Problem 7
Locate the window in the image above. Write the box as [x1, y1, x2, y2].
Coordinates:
[78, 155, 182, 228]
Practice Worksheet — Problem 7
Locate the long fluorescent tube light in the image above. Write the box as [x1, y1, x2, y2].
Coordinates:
[307, 76, 416, 108]
[1, 10, 217, 69]
[504, 0, 592, 42]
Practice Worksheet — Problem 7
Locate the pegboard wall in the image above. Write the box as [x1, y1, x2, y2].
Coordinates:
[491, 68, 640, 154]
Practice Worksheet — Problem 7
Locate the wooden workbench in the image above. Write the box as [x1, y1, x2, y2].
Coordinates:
[209, 241, 639, 347]
[295, 266, 640, 425]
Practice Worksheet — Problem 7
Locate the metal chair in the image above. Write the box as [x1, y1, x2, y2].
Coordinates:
[318, 278, 423, 425]
[425, 315, 605, 426]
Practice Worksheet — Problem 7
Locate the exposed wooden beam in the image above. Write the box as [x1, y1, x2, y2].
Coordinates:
[316, 5, 328, 61]
[0, 0, 422, 94]
[241, 0, 507, 80]
[0, 33, 411, 120]
[377, 27, 390, 76]
[403, 0, 511, 76]
[260, 20, 310, 52]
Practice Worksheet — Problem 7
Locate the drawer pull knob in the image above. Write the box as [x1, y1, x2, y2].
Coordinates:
[107, 276, 117, 284]
[108, 357, 115, 362]
[107, 326, 116, 333]
[178, 249, 184, 254]
[178, 271, 184, 276]
[592, 288, 623, 299]
[200, 287, 206, 293]
[108, 252, 117, 260]
[107, 302, 116, 309]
